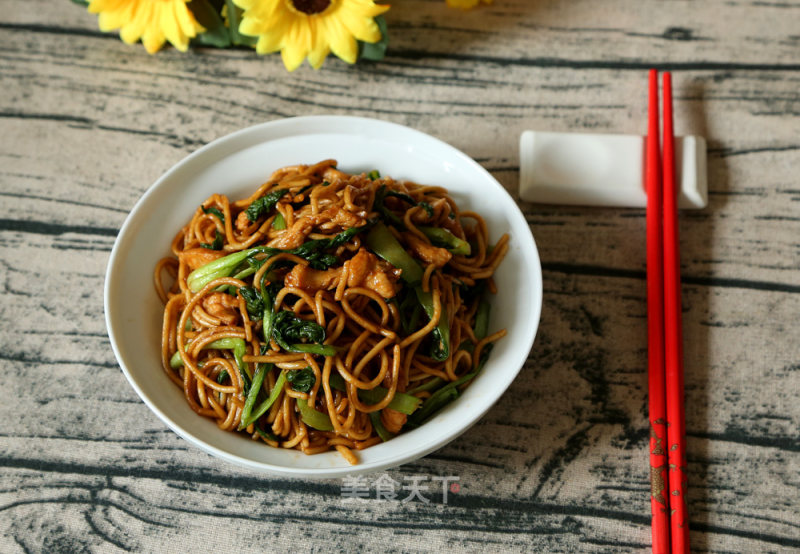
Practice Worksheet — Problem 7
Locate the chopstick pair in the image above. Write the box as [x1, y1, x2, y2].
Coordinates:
[646, 69, 689, 554]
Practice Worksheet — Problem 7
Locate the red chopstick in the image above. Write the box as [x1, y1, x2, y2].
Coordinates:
[662, 72, 689, 553]
[646, 68, 670, 554]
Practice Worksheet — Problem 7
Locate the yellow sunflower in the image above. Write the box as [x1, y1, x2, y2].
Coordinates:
[88, 0, 205, 54]
[446, 0, 492, 9]
[234, 0, 390, 71]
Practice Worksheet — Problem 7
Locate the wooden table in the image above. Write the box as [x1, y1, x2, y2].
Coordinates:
[2, 1, 798, 551]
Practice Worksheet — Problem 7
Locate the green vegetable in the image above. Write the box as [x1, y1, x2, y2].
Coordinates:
[238, 286, 264, 319]
[259, 276, 281, 344]
[200, 230, 224, 250]
[202, 205, 225, 224]
[328, 373, 421, 415]
[405, 377, 444, 396]
[188, 223, 373, 292]
[405, 386, 458, 430]
[366, 223, 450, 360]
[288, 222, 374, 270]
[372, 185, 437, 229]
[287, 367, 316, 393]
[271, 311, 336, 356]
[415, 287, 450, 361]
[369, 411, 395, 442]
[244, 188, 288, 223]
[367, 170, 381, 180]
[418, 201, 434, 218]
[212, 337, 248, 378]
[187, 249, 255, 292]
[239, 369, 287, 429]
[474, 298, 491, 341]
[272, 212, 286, 230]
[373, 185, 406, 229]
[366, 223, 423, 285]
[238, 362, 271, 430]
[395, 287, 422, 336]
[216, 370, 229, 384]
[405, 344, 494, 430]
[418, 226, 471, 256]
[170, 336, 250, 390]
[296, 398, 334, 431]
[255, 427, 278, 441]
[385, 190, 416, 205]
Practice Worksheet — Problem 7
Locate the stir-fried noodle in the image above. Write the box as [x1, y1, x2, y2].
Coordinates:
[155, 160, 508, 464]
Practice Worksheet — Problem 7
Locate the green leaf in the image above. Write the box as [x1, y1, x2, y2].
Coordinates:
[245, 188, 288, 223]
[287, 367, 316, 393]
[359, 15, 389, 62]
[238, 286, 264, 319]
[200, 230, 224, 250]
[189, 0, 231, 48]
[224, 0, 258, 46]
[202, 205, 225, 224]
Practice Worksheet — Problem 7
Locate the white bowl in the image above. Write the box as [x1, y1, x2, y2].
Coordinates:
[104, 116, 542, 478]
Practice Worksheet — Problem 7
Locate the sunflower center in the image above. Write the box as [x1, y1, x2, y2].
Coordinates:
[290, 0, 331, 14]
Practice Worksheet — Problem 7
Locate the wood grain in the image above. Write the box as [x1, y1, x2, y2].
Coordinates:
[1, 0, 798, 552]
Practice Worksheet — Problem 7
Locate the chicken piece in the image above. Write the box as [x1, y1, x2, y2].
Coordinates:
[347, 248, 402, 299]
[380, 408, 407, 435]
[268, 217, 314, 250]
[284, 264, 341, 293]
[179, 248, 225, 271]
[402, 232, 452, 268]
[321, 167, 349, 183]
[200, 292, 240, 325]
[235, 210, 252, 232]
[315, 206, 365, 230]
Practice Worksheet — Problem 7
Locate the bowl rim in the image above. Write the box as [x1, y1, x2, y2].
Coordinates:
[104, 115, 543, 478]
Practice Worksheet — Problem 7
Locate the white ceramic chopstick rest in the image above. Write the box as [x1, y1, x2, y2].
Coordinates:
[519, 131, 707, 209]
